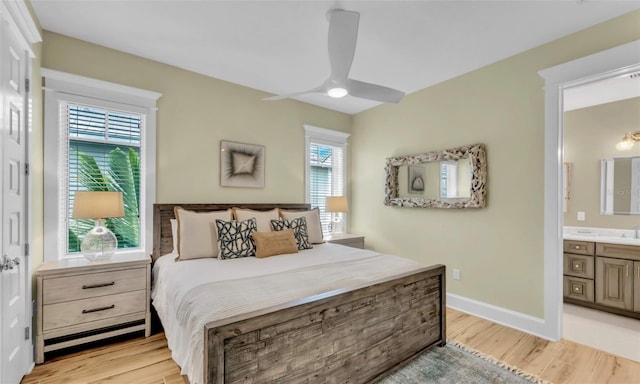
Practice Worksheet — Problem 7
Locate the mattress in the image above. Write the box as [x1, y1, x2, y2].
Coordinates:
[151, 243, 423, 384]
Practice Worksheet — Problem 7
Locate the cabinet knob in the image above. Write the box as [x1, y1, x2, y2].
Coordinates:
[575, 246, 580, 250]
[574, 287, 580, 291]
[574, 264, 580, 269]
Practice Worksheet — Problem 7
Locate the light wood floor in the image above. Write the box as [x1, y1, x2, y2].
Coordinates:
[23, 308, 640, 384]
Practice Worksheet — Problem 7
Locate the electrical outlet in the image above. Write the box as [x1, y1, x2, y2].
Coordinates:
[577, 211, 585, 221]
[453, 269, 461, 280]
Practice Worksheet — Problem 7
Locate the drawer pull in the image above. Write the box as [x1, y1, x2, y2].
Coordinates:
[82, 305, 115, 314]
[82, 282, 115, 290]
[574, 263, 580, 269]
[575, 245, 580, 250]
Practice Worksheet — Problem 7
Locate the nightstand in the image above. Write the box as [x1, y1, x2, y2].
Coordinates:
[35, 253, 151, 363]
[326, 233, 365, 249]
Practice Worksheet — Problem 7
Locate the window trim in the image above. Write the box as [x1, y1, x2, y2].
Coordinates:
[43, 69, 161, 260]
[303, 125, 350, 233]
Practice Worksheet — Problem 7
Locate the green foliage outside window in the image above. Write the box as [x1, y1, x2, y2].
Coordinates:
[68, 147, 140, 252]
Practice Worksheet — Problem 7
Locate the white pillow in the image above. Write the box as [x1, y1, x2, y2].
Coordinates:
[174, 207, 232, 260]
[170, 218, 178, 253]
[233, 208, 279, 232]
[279, 208, 324, 244]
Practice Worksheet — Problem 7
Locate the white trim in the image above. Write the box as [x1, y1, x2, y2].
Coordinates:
[42, 68, 162, 108]
[538, 39, 640, 341]
[22, 38, 34, 377]
[303, 125, 350, 233]
[447, 294, 550, 340]
[2, 0, 41, 45]
[43, 70, 161, 261]
[303, 125, 350, 202]
[303, 124, 350, 143]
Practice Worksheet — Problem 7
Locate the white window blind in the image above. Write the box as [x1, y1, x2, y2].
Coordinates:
[304, 125, 350, 235]
[64, 103, 143, 254]
[309, 142, 345, 233]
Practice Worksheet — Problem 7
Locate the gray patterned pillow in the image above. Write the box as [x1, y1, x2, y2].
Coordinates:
[270, 217, 313, 250]
[215, 218, 257, 259]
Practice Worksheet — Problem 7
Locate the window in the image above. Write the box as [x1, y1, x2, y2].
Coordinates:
[440, 159, 471, 199]
[440, 161, 458, 198]
[43, 69, 161, 260]
[66, 104, 142, 253]
[304, 125, 350, 234]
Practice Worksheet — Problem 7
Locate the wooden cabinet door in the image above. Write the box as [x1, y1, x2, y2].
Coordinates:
[635, 261, 640, 313]
[596, 257, 633, 311]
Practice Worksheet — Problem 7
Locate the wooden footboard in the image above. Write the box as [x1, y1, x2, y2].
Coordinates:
[204, 264, 445, 384]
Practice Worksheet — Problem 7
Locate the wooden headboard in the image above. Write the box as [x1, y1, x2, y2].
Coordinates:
[152, 203, 311, 262]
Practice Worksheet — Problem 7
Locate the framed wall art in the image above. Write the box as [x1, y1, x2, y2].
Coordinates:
[220, 140, 265, 188]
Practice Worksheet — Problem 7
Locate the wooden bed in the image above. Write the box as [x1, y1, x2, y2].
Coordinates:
[152, 203, 446, 384]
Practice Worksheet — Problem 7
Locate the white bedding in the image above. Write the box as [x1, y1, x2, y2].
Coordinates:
[151, 243, 423, 384]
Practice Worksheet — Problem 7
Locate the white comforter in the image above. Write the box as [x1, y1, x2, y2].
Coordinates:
[151, 243, 423, 384]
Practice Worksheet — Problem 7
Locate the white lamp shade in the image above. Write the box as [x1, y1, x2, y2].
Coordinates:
[325, 196, 349, 213]
[72, 191, 125, 219]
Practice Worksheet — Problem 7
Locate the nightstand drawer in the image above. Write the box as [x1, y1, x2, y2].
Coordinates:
[43, 267, 146, 304]
[43, 290, 146, 331]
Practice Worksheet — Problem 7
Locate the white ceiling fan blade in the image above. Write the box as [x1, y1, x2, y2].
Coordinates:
[262, 87, 323, 101]
[328, 9, 359, 82]
[347, 79, 405, 103]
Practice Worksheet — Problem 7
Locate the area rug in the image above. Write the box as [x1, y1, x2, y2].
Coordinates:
[375, 341, 549, 384]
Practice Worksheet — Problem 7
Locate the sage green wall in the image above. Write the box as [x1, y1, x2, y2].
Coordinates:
[36, 31, 351, 267]
[25, 1, 43, 275]
[350, 10, 640, 317]
[28, 9, 640, 319]
[564, 97, 640, 228]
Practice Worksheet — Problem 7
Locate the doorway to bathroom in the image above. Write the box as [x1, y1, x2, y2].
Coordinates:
[540, 39, 640, 346]
[562, 70, 640, 362]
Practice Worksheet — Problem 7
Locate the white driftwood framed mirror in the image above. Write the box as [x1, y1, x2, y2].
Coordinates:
[384, 143, 487, 208]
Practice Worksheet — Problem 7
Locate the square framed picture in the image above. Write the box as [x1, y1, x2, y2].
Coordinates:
[220, 140, 265, 188]
[408, 165, 425, 194]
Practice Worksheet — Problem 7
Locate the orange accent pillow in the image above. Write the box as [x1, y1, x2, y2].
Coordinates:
[252, 229, 299, 258]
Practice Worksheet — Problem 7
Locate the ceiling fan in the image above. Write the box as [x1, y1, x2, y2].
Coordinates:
[264, 9, 405, 104]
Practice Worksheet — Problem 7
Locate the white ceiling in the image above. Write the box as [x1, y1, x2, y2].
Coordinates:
[31, 1, 640, 115]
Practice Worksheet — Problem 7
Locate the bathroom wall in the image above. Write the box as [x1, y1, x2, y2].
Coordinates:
[564, 96, 640, 228]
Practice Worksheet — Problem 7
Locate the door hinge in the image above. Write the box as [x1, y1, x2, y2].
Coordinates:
[25, 78, 30, 93]
[25, 326, 30, 340]
[25, 243, 29, 256]
[25, 162, 29, 176]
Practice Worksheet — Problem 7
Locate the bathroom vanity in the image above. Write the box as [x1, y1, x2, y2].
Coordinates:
[564, 235, 640, 319]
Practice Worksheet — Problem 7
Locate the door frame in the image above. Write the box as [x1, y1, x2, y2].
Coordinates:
[539, 39, 640, 341]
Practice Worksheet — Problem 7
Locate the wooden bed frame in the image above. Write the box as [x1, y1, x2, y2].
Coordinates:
[153, 203, 446, 384]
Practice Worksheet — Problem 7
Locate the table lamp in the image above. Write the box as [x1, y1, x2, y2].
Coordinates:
[325, 196, 348, 234]
[72, 191, 124, 261]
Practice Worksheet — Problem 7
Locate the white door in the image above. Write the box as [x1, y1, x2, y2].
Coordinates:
[1, 13, 30, 384]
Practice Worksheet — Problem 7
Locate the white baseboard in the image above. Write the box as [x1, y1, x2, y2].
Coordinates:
[447, 293, 552, 341]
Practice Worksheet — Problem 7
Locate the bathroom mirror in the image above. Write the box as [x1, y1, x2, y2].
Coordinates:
[385, 143, 487, 208]
[601, 157, 640, 215]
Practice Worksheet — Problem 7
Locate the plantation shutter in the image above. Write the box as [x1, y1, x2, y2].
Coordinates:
[64, 103, 142, 253]
[309, 142, 345, 234]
